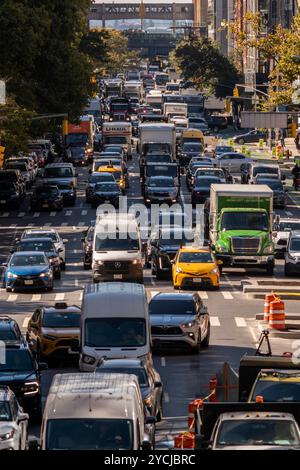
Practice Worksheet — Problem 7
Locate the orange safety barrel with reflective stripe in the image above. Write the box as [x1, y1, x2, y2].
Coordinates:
[269, 298, 285, 330]
[174, 432, 195, 449]
[264, 293, 277, 321]
[187, 399, 203, 430]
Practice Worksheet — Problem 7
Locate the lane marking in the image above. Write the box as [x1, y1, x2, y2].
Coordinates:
[75, 279, 79, 287]
[22, 317, 30, 328]
[31, 294, 41, 302]
[79, 291, 83, 301]
[33, 212, 40, 218]
[164, 392, 170, 403]
[235, 317, 247, 327]
[7, 294, 18, 302]
[50, 212, 56, 217]
[161, 357, 166, 367]
[210, 316, 220, 327]
[65, 211, 72, 216]
[222, 291, 234, 300]
[198, 291, 208, 300]
[18, 212, 25, 217]
[55, 293, 65, 301]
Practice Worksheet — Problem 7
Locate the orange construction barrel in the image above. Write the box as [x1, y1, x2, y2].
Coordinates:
[264, 293, 277, 321]
[174, 432, 195, 449]
[209, 377, 217, 402]
[187, 399, 203, 430]
[269, 298, 285, 330]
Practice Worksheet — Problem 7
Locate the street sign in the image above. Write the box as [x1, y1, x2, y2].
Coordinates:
[246, 150, 252, 157]
[241, 145, 246, 154]
[0, 81, 5, 105]
[259, 139, 264, 149]
[241, 112, 288, 129]
[228, 138, 234, 146]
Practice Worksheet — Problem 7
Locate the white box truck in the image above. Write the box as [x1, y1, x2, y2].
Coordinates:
[163, 102, 188, 120]
[102, 121, 132, 158]
[138, 123, 176, 160]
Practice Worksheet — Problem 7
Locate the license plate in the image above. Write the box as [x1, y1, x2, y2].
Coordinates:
[193, 278, 202, 283]
[114, 274, 123, 280]
[24, 280, 33, 285]
[42, 204, 48, 208]
[0, 200, 6, 204]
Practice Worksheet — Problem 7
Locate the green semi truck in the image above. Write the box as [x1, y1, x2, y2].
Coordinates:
[209, 184, 274, 274]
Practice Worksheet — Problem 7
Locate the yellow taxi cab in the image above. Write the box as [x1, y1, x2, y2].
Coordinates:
[172, 246, 221, 290]
[98, 165, 126, 193]
[26, 302, 81, 360]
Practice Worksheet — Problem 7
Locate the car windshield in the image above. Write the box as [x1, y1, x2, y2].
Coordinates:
[196, 170, 224, 178]
[97, 368, 148, 387]
[5, 163, 27, 171]
[194, 177, 220, 187]
[147, 166, 177, 178]
[90, 174, 114, 183]
[279, 222, 300, 231]
[71, 148, 85, 156]
[148, 178, 174, 187]
[95, 235, 139, 252]
[221, 212, 269, 231]
[106, 137, 127, 145]
[266, 182, 283, 190]
[85, 318, 146, 347]
[216, 420, 300, 447]
[24, 233, 58, 242]
[10, 254, 47, 266]
[0, 402, 11, 421]
[18, 240, 54, 252]
[253, 167, 278, 176]
[44, 167, 73, 178]
[182, 143, 202, 152]
[94, 183, 119, 192]
[160, 230, 194, 246]
[42, 311, 80, 328]
[251, 379, 300, 402]
[35, 187, 58, 196]
[179, 252, 214, 263]
[0, 349, 34, 372]
[150, 299, 196, 315]
[0, 329, 18, 341]
[290, 239, 300, 251]
[46, 419, 133, 450]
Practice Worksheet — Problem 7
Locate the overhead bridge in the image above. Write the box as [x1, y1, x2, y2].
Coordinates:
[89, 3, 194, 22]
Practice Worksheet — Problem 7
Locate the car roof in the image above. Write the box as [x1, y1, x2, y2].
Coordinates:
[219, 411, 296, 421]
[45, 163, 73, 168]
[11, 250, 47, 257]
[0, 316, 18, 329]
[150, 292, 198, 301]
[43, 303, 81, 314]
[290, 230, 300, 237]
[179, 246, 211, 253]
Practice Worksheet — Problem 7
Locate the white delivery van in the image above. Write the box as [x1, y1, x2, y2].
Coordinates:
[41, 373, 153, 450]
[102, 122, 133, 158]
[79, 282, 151, 371]
[139, 123, 176, 160]
[92, 213, 143, 283]
[163, 102, 188, 120]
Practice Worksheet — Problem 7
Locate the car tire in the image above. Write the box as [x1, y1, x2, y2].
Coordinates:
[201, 323, 210, 348]
[191, 331, 201, 354]
[54, 271, 61, 280]
[266, 261, 274, 276]
[238, 138, 245, 145]
[61, 261, 66, 271]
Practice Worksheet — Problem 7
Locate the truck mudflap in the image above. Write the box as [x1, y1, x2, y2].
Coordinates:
[195, 402, 300, 446]
[238, 354, 300, 402]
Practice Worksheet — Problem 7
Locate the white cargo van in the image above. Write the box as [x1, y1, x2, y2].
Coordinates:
[92, 212, 143, 283]
[41, 373, 153, 450]
[79, 282, 151, 371]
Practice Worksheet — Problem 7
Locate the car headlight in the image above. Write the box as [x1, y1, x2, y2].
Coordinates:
[263, 245, 274, 254]
[82, 354, 96, 365]
[95, 260, 104, 266]
[181, 321, 195, 328]
[0, 430, 14, 441]
[7, 272, 18, 279]
[210, 266, 219, 274]
[40, 271, 51, 278]
[132, 259, 141, 265]
[21, 381, 39, 395]
[176, 267, 182, 273]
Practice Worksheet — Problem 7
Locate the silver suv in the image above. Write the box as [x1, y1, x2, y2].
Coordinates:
[285, 230, 300, 276]
[0, 386, 29, 450]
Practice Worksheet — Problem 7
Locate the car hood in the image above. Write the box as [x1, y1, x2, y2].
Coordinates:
[150, 314, 195, 326]
[0, 371, 36, 382]
[41, 327, 79, 337]
[178, 262, 216, 275]
[8, 266, 49, 276]
[94, 191, 120, 197]
[44, 178, 74, 185]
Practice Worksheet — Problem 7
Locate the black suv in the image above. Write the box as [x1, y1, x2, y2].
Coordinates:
[30, 184, 64, 211]
[0, 342, 47, 421]
[0, 316, 24, 343]
[0, 181, 22, 209]
[0, 170, 26, 198]
[81, 221, 95, 269]
[150, 227, 195, 280]
[205, 115, 228, 133]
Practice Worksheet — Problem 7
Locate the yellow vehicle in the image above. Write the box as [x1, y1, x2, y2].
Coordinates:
[26, 302, 81, 360]
[181, 129, 204, 147]
[98, 165, 126, 193]
[172, 246, 221, 290]
[248, 369, 300, 403]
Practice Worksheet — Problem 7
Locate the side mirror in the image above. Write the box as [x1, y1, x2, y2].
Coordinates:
[63, 239, 68, 244]
[154, 381, 162, 388]
[38, 362, 48, 371]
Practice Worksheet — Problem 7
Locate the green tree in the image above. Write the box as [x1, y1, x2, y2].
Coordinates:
[0, 98, 34, 155]
[170, 37, 241, 98]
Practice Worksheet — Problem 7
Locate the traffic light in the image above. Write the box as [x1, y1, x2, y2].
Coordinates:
[233, 86, 239, 98]
[0, 146, 5, 169]
[62, 119, 68, 136]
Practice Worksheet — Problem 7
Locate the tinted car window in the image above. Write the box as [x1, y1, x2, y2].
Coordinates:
[42, 311, 80, 328]
[0, 349, 34, 371]
[150, 299, 196, 315]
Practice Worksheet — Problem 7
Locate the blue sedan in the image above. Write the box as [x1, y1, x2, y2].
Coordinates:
[4, 251, 54, 292]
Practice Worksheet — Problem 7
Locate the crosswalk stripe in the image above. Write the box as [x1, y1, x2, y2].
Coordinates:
[65, 211, 72, 216]
[7, 294, 18, 302]
[222, 291, 234, 300]
[1, 212, 9, 217]
[33, 212, 40, 218]
[55, 293, 65, 301]
[79, 291, 83, 301]
[31, 294, 41, 302]
[22, 317, 30, 328]
[210, 316, 220, 327]
[198, 291, 208, 300]
[18, 212, 25, 217]
[235, 317, 247, 327]
[50, 212, 56, 217]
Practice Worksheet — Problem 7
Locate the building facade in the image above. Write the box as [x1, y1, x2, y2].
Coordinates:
[206, 0, 234, 57]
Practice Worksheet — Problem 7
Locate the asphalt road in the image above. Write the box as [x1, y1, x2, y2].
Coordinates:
[0, 150, 299, 446]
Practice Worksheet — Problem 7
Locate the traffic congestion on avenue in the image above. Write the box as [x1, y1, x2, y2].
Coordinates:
[2, 0, 300, 458]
